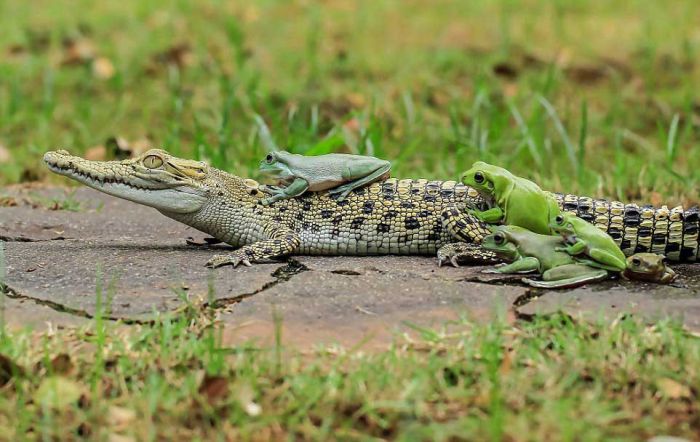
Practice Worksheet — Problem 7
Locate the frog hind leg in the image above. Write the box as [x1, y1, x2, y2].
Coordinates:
[330, 161, 391, 200]
[260, 177, 309, 205]
[484, 256, 540, 274]
[588, 249, 627, 272]
[523, 264, 608, 289]
[574, 256, 625, 273]
[469, 207, 505, 224]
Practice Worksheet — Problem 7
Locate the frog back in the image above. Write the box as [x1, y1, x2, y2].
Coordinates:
[570, 217, 626, 262]
[281, 153, 355, 188]
[502, 176, 558, 235]
[509, 229, 576, 271]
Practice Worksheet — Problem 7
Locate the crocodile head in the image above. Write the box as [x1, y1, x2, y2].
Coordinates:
[44, 149, 211, 213]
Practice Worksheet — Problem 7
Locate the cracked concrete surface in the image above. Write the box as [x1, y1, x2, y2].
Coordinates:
[3, 185, 700, 346]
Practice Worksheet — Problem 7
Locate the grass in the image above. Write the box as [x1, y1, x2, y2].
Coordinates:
[1, 0, 700, 204]
[0, 300, 698, 440]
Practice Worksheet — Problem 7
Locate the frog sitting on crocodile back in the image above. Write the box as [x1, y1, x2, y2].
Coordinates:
[460, 161, 560, 234]
[258, 151, 391, 205]
[482, 226, 678, 288]
[549, 212, 627, 272]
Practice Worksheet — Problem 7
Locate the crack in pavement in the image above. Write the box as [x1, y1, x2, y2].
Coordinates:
[208, 259, 309, 308]
[0, 235, 71, 242]
[0, 282, 156, 325]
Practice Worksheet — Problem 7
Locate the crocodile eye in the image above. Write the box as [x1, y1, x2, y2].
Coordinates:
[474, 171, 485, 184]
[265, 154, 274, 164]
[555, 215, 564, 225]
[632, 257, 641, 267]
[143, 155, 163, 169]
[493, 233, 505, 245]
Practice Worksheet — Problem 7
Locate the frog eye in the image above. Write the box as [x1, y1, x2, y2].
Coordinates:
[265, 153, 274, 164]
[143, 155, 163, 169]
[555, 215, 564, 225]
[632, 257, 641, 267]
[474, 171, 485, 184]
[493, 232, 505, 245]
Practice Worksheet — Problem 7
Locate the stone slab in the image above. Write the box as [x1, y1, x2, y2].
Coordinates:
[3, 185, 700, 344]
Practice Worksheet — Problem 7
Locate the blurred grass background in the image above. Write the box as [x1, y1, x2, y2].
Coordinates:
[1, 0, 699, 203]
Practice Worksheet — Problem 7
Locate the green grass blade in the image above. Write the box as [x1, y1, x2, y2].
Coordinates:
[253, 114, 280, 153]
[508, 101, 542, 168]
[666, 113, 680, 166]
[538, 95, 577, 175]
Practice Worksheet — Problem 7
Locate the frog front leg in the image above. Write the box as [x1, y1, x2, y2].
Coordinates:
[556, 239, 587, 255]
[483, 256, 540, 274]
[329, 160, 391, 200]
[260, 177, 309, 205]
[469, 207, 504, 224]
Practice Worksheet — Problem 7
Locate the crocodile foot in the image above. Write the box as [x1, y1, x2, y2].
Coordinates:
[436, 242, 502, 268]
[206, 251, 253, 268]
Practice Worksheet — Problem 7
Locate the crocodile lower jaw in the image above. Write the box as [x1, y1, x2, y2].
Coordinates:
[45, 161, 207, 214]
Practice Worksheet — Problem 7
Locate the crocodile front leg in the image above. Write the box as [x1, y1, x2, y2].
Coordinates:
[437, 208, 500, 266]
[441, 207, 493, 242]
[206, 223, 301, 268]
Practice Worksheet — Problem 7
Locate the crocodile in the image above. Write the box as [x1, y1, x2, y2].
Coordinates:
[43, 149, 700, 267]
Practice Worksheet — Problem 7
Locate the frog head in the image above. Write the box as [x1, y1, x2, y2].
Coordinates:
[460, 161, 515, 204]
[624, 253, 677, 283]
[481, 226, 520, 261]
[259, 151, 295, 184]
[549, 212, 577, 242]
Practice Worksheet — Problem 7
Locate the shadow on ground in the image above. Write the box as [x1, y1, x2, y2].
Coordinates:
[3, 186, 700, 347]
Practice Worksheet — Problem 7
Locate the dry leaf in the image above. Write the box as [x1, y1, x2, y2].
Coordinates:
[8, 44, 27, 56]
[153, 43, 193, 69]
[62, 38, 96, 65]
[85, 145, 107, 161]
[499, 349, 513, 376]
[107, 434, 136, 442]
[236, 382, 261, 417]
[93, 57, 115, 79]
[0, 353, 24, 387]
[34, 376, 84, 409]
[128, 139, 153, 157]
[345, 92, 366, 108]
[565, 65, 608, 85]
[104, 136, 152, 159]
[50, 353, 74, 375]
[108, 406, 136, 431]
[656, 377, 691, 399]
[493, 62, 518, 80]
[647, 436, 692, 442]
[0, 196, 17, 207]
[0, 144, 10, 163]
[243, 5, 260, 23]
[503, 82, 519, 98]
[198, 375, 229, 405]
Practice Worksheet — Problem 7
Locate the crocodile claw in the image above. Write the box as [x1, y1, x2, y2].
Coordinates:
[206, 253, 253, 268]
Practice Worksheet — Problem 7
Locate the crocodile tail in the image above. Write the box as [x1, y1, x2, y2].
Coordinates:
[553, 193, 700, 262]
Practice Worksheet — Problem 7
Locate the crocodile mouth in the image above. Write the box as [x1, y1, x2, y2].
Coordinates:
[43, 150, 208, 213]
[45, 160, 158, 191]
